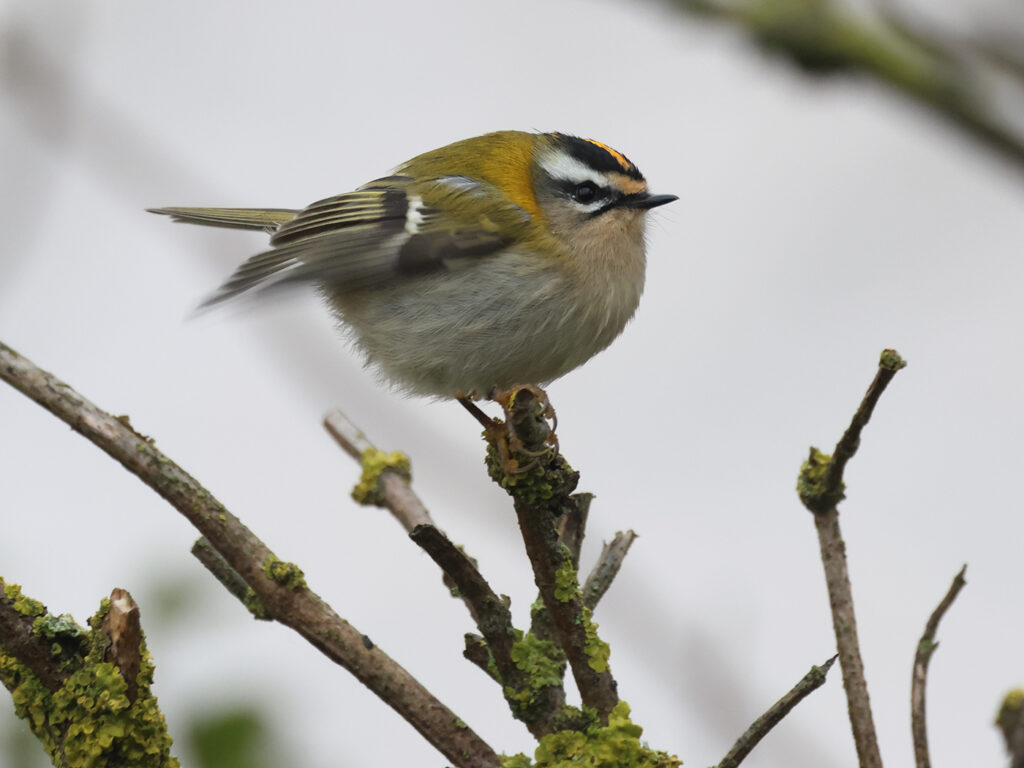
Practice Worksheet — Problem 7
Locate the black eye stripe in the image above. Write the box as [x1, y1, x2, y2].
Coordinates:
[553, 179, 611, 205]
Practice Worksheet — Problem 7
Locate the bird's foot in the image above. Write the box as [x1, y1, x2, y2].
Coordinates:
[487, 385, 559, 474]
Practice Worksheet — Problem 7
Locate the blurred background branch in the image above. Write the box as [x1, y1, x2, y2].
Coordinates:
[659, 0, 1024, 176]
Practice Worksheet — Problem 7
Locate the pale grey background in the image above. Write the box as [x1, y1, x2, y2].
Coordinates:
[1, 1, 1022, 766]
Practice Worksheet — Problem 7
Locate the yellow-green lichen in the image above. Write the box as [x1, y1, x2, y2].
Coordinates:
[32, 613, 84, 642]
[581, 608, 610, 674]
[262, 557, 306, 591]
[351, 448, 411, 506]
[796, 446, 844, 512]
[505, 632, 566, 716]
[0, 649, 52, 732]
[49, 662, 177, 768]
[1, 594, 178, 768]
[3, 582, 45, 618]
[553, 555, 580, 603]
[501, 701, 680, 768]
[242, 588, 272, 620]
[879, 348, 907, 371]
[997, 687, 1024, 736]
[33, 613, 87, 671]
[485, 447, 577, 508]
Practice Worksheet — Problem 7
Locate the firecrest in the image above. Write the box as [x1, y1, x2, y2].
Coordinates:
[150, 131, 676, 399]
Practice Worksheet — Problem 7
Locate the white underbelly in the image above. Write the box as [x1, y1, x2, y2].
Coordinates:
[325, 252, 643, 397]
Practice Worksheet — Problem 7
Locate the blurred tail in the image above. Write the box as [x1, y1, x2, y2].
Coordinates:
[148, 206, 299, 232]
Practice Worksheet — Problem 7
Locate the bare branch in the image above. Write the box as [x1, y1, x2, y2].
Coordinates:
[557, 493, 592, 569]
[813, 508, 882, 768]
[911, 565, 967, 768]
[0, 340, 499, 768]
[582, 531, 638, 611]
[797, 350, 907, 768]
[717, 655, 838, 768]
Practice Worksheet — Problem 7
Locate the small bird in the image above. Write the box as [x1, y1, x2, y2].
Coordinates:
[150, 131, 676, 400]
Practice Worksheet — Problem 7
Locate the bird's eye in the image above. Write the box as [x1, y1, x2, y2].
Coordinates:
[573, 182, 599, 204]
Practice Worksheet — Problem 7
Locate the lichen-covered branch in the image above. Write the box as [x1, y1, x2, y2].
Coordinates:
[0, 581, 67, 692]
[582, 531, 638, 611]
[0, 340, 499, 768]
[998, 689, 1024, 768]
[911, 565, 967, 768]
[529, 493, 592, 648]
[486, 388, 619, 724]
[795, 349, 906, 768]
[663, 0, 1024, 178]
[323, 408, 432, 532]
[410, 523, 567, 736]
[0, 582, 178, 767]
[716, 655, 837, 768]
[798, 349, 906, 514]
[324, 407, 486, 624]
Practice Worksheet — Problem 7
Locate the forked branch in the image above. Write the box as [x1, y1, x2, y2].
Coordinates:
[0, 340, 499, 768]
[796, 349, 907, 768]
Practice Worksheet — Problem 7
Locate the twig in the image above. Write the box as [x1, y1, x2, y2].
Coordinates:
[323, 409, 487, 628]
[409, 525, 514, 666]
[717, 655, 838, 768]
[0, 340, 499, 768]
[800, 349, 907, 514]
[911, 565, 967, 768]
[191, 537, 270, 619]
[492, 388, 619, 723]
[557, 493, 592, 569]
[797, 349, 907, 768]
[463, 633, 500, 682]
[582, 531, 638, 610]
[323, 409, 432, 532]
[820, 350, 907, 507]
[102, 588, 143, 703]
[409, 524, 564, 737]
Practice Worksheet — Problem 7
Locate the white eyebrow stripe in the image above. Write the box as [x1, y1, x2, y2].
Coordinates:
[538, 152, 610, 187]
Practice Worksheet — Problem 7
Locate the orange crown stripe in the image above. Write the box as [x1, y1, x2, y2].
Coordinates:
[583, 139, 634, 172]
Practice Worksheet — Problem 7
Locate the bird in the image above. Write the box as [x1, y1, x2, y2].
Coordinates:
[150, 131, 676, 403]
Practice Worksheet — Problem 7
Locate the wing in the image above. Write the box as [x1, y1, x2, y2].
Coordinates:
[198, 176, 532, 309]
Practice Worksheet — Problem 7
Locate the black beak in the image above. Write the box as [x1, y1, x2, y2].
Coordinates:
[617, 192, 679, 211]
